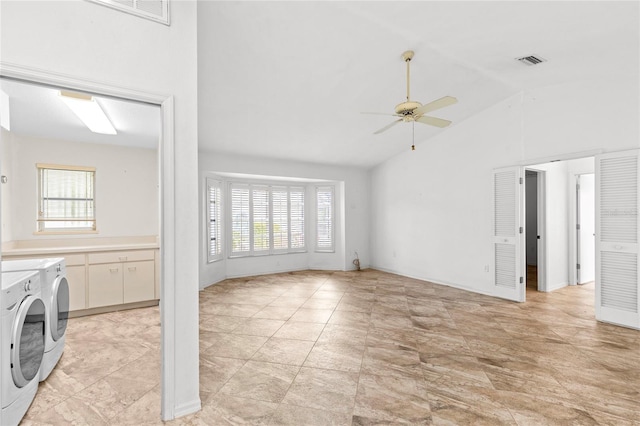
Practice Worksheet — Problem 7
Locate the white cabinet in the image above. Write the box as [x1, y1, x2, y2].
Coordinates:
[124, 260, 155, 303]
[88, 263, 124, 308]
[1, 236, 159, 315]
[66, 265, 87, 311]
[87, 250, 155, 309]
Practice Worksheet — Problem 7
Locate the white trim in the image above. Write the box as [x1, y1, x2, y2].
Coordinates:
[0, 62, 180, 421]
[86, 0, 171, 26]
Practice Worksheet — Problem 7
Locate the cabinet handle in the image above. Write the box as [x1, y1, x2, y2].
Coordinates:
[109, 268, 119, 273]
[128, 267, 137, 272]
[119, 256, 128, 261]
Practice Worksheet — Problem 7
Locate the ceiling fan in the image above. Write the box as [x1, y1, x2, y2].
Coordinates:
[365, 50, 457, 136]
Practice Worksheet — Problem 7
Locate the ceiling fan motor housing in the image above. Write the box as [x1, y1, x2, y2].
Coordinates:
[395, 100, 422, 116]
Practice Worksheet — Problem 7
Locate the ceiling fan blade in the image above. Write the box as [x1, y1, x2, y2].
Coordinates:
[361, 112, 401, 117]
[416, 115, 452, 128]
[374, 119, 402, 134]
[413, 96, 457, 116]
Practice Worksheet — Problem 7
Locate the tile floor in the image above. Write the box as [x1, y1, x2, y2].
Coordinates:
[23, 269, 640, 425]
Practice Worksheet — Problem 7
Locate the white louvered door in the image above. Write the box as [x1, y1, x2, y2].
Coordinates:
[492, 167, 525, 302]
[596, 150, 640, 329]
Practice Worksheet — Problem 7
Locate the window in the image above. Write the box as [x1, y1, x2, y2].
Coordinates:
[86, 0, 170, 25]
[290, 188, 305, 249]
[37, 164, 96, 233]
[230, 183, 306, 256]
[316, 186, 334, 252]
[207, 178, 222, 262]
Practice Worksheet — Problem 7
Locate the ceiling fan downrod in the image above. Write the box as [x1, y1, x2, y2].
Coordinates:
[402, 50, 414, 102]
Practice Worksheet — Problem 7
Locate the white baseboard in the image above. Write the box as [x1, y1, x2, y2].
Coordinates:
[174, 399, 202, 419]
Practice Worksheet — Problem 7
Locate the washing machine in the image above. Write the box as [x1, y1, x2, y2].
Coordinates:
[2, 258, 68, 381]
[1, 270, 45, 426]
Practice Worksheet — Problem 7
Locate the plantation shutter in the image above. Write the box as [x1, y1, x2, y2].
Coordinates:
[492, 166, 525, 302]
[207, 179, 222, 261]
[272, 188, 289, 250]
[290, 188, 305, 250]
[316, 186, 334, 251]
[253, 187, 270, 252]
[231, 185, 250, 254]
[596, 150, 640, 329]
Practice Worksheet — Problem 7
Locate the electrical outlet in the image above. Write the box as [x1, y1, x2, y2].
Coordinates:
[484, 265, 490, 272]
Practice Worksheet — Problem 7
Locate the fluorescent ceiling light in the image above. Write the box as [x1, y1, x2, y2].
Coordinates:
[59, 90, 117, 135]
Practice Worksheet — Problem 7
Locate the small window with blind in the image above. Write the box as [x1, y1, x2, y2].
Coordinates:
[207, 178, 223, 262]
[37, 164, 96, 233]
[316, 186, 334, 252]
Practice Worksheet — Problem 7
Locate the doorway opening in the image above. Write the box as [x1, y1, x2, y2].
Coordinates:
[0, 69, 177, 420]
[524, 156, 595, 296]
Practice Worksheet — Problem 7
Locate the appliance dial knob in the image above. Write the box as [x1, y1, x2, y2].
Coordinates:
[24, 281, 31, 292]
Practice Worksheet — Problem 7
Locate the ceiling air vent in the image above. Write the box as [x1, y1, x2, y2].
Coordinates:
[516, 55, 546, 66]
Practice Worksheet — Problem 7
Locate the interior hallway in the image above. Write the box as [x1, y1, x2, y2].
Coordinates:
[23, 270, 640, 425]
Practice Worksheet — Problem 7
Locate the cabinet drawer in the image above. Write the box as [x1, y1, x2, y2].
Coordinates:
[88, 250, 155, 265]
[61, 253, 85, 267]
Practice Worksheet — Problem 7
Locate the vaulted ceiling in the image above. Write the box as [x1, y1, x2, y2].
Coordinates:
[197, 1, 638, 167]
[2, 2, 637, 168]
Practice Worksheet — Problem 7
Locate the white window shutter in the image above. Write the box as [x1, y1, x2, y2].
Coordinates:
[290, 188, 305, 250]
[252, 187, 270, 252]
[596, 150, 640, 329]
[316, 186, 334, 252]
[231, 185, 250, 254]
[492, 166, 525, 302]
[207, 178, 222, 262]
[272, 188, 289, 250]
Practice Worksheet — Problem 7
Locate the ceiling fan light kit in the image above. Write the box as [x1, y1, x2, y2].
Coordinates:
[365, 50, 457, 150]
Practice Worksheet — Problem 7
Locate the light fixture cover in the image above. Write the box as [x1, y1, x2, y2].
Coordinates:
[59, 91, 117, 135]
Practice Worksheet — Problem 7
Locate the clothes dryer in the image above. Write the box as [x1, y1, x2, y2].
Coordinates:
[2, 258, 68, 381]
[1, 270, 45, 426]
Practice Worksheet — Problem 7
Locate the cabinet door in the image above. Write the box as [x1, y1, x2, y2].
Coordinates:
[66, 265, 87, 311]
[123, 260, 155, 303]
[88, 263, 124, 308]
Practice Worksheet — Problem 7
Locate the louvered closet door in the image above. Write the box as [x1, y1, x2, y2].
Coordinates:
[492, 166, 525, 302]
[596, 150, 640, 329]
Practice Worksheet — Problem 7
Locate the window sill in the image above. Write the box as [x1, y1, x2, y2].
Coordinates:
[34, 230, 99, 236]
[228, 250, 308, 260]
[314, 249, 335, 253]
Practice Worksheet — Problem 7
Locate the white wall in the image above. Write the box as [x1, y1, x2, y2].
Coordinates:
[198, 151, 369, 289]
[3, 133, 158, 240]
[370, 73, 639, 297]
[1, 128, 13, 242]
[0, 0, 199, 418]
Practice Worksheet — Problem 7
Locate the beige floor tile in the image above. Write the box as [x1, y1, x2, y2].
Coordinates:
[251, 337, 315, 366]
[289, 308, 334, 323]
[219, 360, 300, 403]
[272, 321, 326, 341]
[270, 404, 352, 425]
[200, 332, 268, 359]
[26, 269, 640, 425]
[231, 318, 286, 337]
[303, 342, 365, 372]
[282, 367, 359, 414]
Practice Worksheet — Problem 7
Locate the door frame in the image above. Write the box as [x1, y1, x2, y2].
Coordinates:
[524, 168, 548, 292]
[0, 63, 178, 419]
